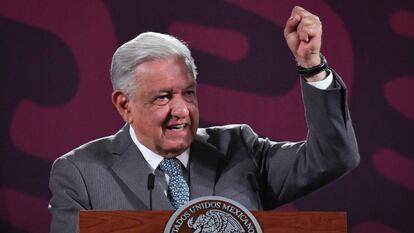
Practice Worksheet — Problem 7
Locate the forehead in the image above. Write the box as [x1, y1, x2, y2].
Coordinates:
[133, 57, 196, 92]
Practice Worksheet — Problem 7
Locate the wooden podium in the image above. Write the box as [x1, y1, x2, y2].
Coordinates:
[79, 211, 346, 233]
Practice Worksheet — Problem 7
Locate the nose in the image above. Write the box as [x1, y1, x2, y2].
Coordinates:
[170, 97, 189, 118]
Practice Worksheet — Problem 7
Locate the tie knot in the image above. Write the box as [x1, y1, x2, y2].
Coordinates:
[159, 158, 183, 177]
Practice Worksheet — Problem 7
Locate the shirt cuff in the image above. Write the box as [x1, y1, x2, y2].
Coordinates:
[305, 70, 333, 90]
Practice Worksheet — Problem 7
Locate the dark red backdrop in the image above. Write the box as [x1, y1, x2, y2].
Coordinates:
[0, 0, 413, 232]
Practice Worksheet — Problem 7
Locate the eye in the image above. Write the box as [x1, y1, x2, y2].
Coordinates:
[154, 94, 170, 105]
[183, 90, 197, 102]
[184, 90, 195, 97]
[157, 94, 169, 100]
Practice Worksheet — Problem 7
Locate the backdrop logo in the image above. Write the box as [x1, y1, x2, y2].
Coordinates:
[164, 196, 262, 233]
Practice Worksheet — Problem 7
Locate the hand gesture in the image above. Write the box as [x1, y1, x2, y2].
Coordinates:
[284, 6, 323, 68]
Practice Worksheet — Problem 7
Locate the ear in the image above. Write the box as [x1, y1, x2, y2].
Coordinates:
[112, 91, 133, 123]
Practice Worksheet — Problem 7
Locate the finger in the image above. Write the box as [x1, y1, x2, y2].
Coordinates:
[300, 14, 322, 27]
[284, 15, 301, 38]
[301, 24, 322, 39]
[292, 6, 321, 28]
[287, 6, 319, 38]
[298, 30, 309, 42]
[291, 6, 314, 19]
[297, 16, 322, 42]
[298, 26, 321, 43]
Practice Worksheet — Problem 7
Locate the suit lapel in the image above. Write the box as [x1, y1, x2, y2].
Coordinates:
[152, 169, 174, 210]
[109, 125, 173, 210]
[189, 138, 221, 199]
[109, 125, 223, 209]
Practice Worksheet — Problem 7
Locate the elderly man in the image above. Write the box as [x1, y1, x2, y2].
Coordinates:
[49, 6, 359, 232]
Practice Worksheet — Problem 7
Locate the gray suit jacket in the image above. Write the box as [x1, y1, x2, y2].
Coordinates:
[48, 73, 359, 233]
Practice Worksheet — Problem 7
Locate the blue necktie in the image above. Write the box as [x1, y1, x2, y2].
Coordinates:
[159, 158, 190, 209]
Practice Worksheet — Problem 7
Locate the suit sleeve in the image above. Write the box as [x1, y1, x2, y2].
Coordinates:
[244, 70, 360, 209]
[49, 157, 91, 233]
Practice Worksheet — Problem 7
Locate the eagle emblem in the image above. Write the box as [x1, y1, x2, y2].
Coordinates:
[187, 209, 245, 233]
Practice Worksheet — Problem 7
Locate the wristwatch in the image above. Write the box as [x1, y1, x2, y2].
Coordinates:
[296, 54, 328, 77]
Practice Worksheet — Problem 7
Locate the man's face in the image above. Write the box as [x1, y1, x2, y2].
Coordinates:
[128, 56, 199, 157]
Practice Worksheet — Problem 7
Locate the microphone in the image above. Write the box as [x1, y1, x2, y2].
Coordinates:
[247, 173, 262, 210]
[147, 173, 155, 210]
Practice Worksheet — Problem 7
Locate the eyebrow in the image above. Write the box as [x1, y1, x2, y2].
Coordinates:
[184, 82, 197, 90]
[149, 81, 197, 95]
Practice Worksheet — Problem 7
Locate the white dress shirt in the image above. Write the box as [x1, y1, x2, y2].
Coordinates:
[305, 70, 333, 89]
[129, 126, 189, 183]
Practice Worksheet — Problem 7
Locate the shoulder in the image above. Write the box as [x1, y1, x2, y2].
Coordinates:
[195, 124, 259, 151]
[58, 135, 114, 163]
[197, 124, 256, 138]
[53, 125, 132, 168]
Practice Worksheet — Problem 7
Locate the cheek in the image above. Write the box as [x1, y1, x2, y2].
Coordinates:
[150, 110, 171, 127]
[189, 106, 200, 128]
[134, 106, 169, 127]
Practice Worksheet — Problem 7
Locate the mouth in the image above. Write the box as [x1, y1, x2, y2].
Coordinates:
[165, 123, 189, 131]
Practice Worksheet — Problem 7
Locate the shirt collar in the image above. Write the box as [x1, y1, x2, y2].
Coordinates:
[129, 125, 189, 171]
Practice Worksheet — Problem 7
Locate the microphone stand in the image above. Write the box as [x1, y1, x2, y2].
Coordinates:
[147, 173, 155, 210]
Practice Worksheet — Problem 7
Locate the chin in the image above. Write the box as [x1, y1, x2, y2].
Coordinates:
[162, 142, 191, 155]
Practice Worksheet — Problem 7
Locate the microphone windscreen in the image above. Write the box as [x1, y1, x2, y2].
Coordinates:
[147, 173, 155, 190]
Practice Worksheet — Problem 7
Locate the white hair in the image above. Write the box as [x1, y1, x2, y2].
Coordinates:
[110, 32, 197, 98]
